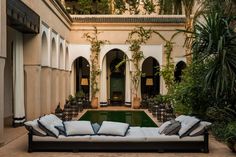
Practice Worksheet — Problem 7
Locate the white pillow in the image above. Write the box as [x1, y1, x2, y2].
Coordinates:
[158, 121, 171, 134]
[63, 121, 95, 136]
[24, 119, 47, 136]
[178, 116, 200, 137]
[97, 121, 129, 136]
[38, 114, 63, 137]
[189, 121, 212, 136]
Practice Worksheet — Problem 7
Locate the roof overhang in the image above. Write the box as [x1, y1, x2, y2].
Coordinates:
[7, 0, 40, 34]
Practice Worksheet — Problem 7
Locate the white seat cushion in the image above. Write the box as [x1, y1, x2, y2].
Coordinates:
[33, 135, 91, 142]
[91, 127, 145, 142]
[145, 134, 204, 142]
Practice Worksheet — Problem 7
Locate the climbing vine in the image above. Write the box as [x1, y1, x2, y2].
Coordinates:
[83, 27, 109, 99]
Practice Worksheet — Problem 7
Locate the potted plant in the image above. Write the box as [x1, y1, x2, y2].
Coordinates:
[83, 27, 108, 108]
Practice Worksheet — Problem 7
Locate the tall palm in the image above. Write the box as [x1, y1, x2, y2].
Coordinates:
[191, 1, 236, 97]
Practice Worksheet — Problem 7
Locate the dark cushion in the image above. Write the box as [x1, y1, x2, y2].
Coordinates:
[55, 126, 66, 136]
[92, 123, 101, 134]
[162, 120, 181, 135]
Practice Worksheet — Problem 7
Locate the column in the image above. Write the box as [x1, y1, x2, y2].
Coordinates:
[40, 67, 51, 114]
[51, 68, 59, 111]
[125, 60, 131, 106]
[13, 31, 25, 126]
[100, 56, 107, 106]
[0, 0, 6, 146]
[0, 58, 5, 146]
[24, 65, 41, 120]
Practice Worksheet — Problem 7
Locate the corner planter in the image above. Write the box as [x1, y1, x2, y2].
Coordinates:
[91, 97, 98, 109]
[132, 97, 140, 109]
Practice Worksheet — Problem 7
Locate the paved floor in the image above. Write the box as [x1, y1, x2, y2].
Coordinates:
[0, 107, 235, 157]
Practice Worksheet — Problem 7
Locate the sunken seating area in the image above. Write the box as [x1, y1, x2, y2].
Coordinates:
[24, 114, 210, 153]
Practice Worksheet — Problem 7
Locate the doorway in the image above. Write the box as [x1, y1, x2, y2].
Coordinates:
[141, 57, 160, 98]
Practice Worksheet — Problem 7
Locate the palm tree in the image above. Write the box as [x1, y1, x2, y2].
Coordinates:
[191, 0, 236, 97]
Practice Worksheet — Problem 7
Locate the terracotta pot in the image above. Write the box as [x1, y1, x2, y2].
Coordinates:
[132, 97, 140, 109]
[91, 97, 98, 109]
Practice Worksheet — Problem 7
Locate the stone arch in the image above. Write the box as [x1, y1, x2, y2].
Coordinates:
[71, 56, 90, 98]
[65, 47, 69, 70]
[59, 43, 64, 69]
[41, 32, 48, 66]
[141, 56, 160, 97]
[174, 61, 187, 82]
[51, 38, 57, 68]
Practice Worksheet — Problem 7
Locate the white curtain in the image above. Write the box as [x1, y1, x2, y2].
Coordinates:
[125, 60, 131, 106]
[100, 56, 107, 106]
[13, 31, 25, 126]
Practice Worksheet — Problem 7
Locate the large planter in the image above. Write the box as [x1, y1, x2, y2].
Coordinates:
[132, 97, 140, 109]
[91, 97, 98, 109]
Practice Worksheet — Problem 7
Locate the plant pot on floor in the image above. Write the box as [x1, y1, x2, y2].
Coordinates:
[91, 97, 98, 109]
[132, 97, 140, 109]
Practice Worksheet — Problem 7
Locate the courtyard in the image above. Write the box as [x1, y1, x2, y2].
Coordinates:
[0, 0, 236, 155]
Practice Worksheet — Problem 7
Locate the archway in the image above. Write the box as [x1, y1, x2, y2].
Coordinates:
[141, 57, 160, 98]
[41, 32, 48, 65]
[174, 61, 187, 82]
[59, 44, 64, 69]
[105, 49, 128, 106]
[65, 47, 69, 70]
[72, 57, 90, 99]
[51, 38, 57, 68]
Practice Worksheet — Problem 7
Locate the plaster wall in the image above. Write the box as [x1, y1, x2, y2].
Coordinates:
[0, 0, 6, 146]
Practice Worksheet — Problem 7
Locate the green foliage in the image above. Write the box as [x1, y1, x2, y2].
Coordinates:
[83, 27, 109, 98]
[114, 0, 126, 14]
[143, 0, 156, 14]
[77, 0, 110, 14]
[158, 0, 182, 15]
[191, 2, 236, 98]
[125, 0, 140, 14]
[126, 27, 153, 97]
[172, 62, 215, 117]
[159, 41, 175, 93]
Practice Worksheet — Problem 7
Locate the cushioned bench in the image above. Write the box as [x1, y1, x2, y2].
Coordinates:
[28, 127, 209, 153]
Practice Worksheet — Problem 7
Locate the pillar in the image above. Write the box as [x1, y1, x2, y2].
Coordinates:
[51, 68, 59, 111]
[24, 65, 41, 120]
[125, 60, 131, 106]
[0, 0, 7, 146]
[100, 56, 107, 106]
[40, 67, 51, 114]
[0, 59, 5, 146]
[13, 31, 25, 126]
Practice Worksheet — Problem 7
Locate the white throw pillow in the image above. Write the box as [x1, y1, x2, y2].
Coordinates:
[178, 116, 200, 137]
[24, 119, 47, 136]
[38, 114, 63, 137]
[189, 121, 212, 136]
[63, 121, 95, 136]
[97, 121, 129, 136]
[158, 121, 171, 134]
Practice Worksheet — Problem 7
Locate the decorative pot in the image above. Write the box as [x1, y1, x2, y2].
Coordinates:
[91, 97, 98, 109]
[132, 97, 140, 109]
